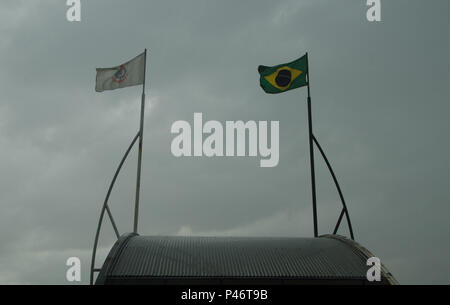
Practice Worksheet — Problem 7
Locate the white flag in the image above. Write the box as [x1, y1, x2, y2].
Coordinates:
[95, 52, 145, 92]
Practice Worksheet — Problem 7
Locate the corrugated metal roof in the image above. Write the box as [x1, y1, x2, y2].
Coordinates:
[96, 234, 394, 284]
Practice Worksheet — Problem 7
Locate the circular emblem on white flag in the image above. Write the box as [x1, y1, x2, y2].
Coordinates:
[112, 65, 128, 83]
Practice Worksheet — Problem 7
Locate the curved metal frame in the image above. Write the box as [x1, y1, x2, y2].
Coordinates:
[90, 131, 356, 284]
[312, 135, 355, 240]
[90, 132, 140, 285]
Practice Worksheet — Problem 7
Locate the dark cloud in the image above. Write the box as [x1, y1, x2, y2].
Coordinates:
[1, 0, 450, 284]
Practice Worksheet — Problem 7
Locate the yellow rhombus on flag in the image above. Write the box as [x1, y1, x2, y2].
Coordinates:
[258, 54, 308, 94]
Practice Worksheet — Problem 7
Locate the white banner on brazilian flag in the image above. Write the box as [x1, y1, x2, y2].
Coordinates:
[95, 52, 145, 92]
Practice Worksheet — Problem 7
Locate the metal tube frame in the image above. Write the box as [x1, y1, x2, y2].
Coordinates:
[134, 49, 147, 233]
[90, 131, 140, 285]
[305, 52, 318, 238]
[312, 135, 355, 240]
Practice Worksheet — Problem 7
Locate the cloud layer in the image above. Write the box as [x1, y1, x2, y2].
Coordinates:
[1, 0, 450, 284]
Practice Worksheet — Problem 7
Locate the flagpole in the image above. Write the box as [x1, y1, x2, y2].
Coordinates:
[134, 49, 147, 233]
[306, 52, 318, 238]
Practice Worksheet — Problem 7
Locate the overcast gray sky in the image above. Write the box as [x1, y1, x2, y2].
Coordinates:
[1, 0, 449, 284]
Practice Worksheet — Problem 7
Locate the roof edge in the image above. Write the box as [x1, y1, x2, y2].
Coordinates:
[320, 234, 399, 285]
[95, 232, 138, 285]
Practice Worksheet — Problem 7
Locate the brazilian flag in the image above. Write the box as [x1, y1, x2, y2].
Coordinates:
[258, 54, 308, 94]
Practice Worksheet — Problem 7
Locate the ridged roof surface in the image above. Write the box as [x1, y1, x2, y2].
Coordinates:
[97, 234, 384, 283]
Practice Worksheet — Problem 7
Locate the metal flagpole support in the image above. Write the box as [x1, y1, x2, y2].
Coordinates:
[312, 135, 355, 240]
[90, 131, 139, 284]
[134, 49, 147, 233]
[306, 52, 318, 238]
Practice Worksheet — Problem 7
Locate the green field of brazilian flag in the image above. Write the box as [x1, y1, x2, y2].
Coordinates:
[258, 54, 308, 94]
